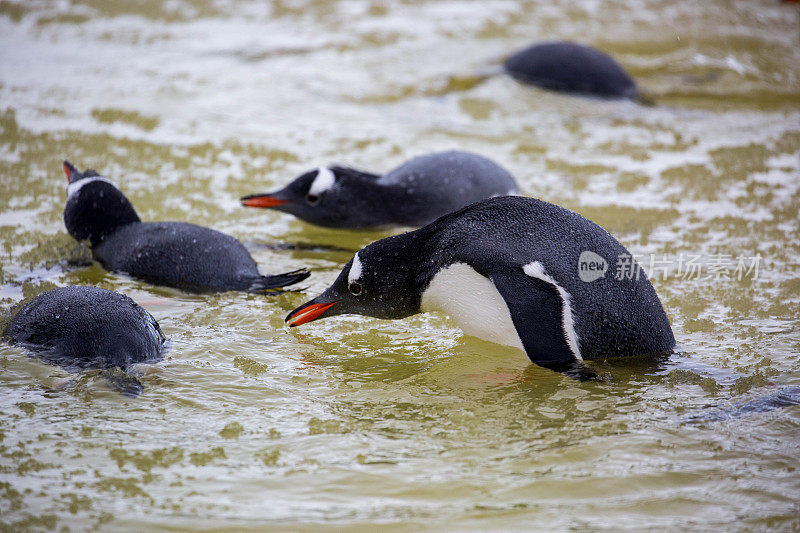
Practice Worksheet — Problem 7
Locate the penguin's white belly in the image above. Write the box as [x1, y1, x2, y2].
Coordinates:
[420, 263, 524, 351]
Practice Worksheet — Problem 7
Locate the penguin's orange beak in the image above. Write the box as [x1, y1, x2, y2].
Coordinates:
[240, 194, 288, 208]
[285, 300, 339, 327]
[63, 160, 77, 183]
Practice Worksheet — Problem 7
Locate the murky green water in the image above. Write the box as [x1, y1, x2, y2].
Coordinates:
[1, 0, 799, 530]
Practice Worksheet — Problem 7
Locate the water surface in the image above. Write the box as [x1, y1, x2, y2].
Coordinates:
[1, 0, 799, 530]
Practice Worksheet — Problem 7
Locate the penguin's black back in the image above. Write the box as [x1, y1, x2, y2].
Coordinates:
[4, 286, 165, 371]
[61, 164, 309, 293]
[380, 151, 519, 226]
[94, 221, 285, 293]
[413, 196, 674, 359]
[504, 42, 638, 100]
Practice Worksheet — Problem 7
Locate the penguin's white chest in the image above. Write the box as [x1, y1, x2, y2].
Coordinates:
[420, 262, 524, 351]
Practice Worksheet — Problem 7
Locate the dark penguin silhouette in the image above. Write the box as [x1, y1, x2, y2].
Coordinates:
[241, 151, 519, 229]
[285, 196, 675, 374]
[62, 161, 309, 293]
[684, 385, 800, 424]
[504, 41, 639, 100]
[4, 286, 165, 371]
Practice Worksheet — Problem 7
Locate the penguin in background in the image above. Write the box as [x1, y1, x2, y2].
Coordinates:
[62, 161, 310, 293]
[3, 285, 167, 395]
[503, 41, 641, 101]
[285, 196, 675, 375]
[4, 285, 166, 371]
[241, 150, 519, 229]
[429, 41, 648, 104]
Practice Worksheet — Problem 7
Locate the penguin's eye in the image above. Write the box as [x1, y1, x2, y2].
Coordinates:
[348, 282, 362, 296]
[306, 193, 320, 206]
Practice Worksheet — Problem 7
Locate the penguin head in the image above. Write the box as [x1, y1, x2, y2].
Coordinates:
[62, 160, 140, 247]
[240, 166, 382, 228]
[285, 234, 425, 327]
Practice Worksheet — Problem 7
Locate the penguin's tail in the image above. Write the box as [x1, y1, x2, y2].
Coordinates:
[247, 269, 311, 293]
[635, 90, 657, 107]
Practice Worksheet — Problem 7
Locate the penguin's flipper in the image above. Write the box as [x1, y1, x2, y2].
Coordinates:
[101, 367, 144, 397]
[488, 267, 580, 374]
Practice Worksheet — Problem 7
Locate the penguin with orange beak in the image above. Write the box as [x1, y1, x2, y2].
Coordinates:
[241, 151, 519, 229]
[62, 161, 309, 293]
[286, 196, 675, 374]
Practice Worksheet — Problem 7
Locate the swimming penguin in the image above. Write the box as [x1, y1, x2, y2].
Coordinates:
[240, 150, 519, 229]
[285, 196, 675, 373]
[3, 286, 166, 371]
[504, 41, 639, 100]
[684, 385, 800, 424]
[62, 161, 310, 293]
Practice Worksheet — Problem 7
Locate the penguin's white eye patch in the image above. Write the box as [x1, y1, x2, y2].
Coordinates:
[348, 252, 363, 285]
[308, 167, 335, 196]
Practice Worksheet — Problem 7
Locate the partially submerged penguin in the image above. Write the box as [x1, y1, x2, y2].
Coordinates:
[4, 286, 166, 371]
[504, 41, 639, 100]
[285, 196, 675, 374]
[241, 150, 519, 229]
[62, 161, 310, 293]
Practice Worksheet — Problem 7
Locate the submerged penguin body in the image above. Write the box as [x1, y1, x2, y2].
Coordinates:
[286, 196, 675, 372]
[62, 161, 309, 293]
[4, 286, 165, 371]
[504, 41, 638, 100]
[241, 150, 519, 229]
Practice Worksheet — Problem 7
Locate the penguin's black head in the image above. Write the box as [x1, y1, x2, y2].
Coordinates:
[285, 233, 424, 327]
[62, 160, 140, 247]
[240, 166, 384, 228]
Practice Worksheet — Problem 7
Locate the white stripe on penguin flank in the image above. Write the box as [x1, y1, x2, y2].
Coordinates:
[348, 252, 363, 284]
[522, 261, 582, 360]
[67, 176, 120, 198]
[309, 167, 336, 196]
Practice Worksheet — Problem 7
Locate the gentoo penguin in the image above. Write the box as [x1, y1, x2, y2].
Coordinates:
[62, 161, 310, 293]
[504, 42, 639, 100]
[285, 196, 675, 373]
[4, 286, 166, 371]
[241, 150, 519, 229]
